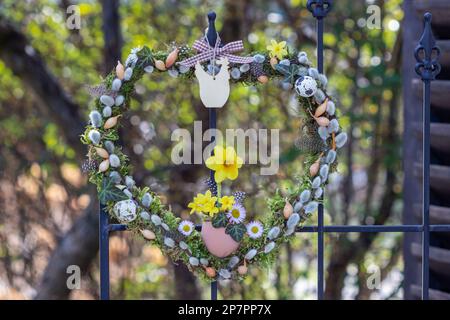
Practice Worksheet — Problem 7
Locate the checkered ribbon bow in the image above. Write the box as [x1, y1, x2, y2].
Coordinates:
[178, 36, 254, 67]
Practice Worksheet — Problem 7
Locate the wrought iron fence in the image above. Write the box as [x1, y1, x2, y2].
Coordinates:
[98, 1, 450, 300]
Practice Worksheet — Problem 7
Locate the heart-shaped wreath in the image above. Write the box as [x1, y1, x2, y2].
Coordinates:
[81, 37, 346, 281]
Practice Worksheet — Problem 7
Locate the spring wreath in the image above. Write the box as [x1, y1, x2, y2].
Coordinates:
[81, 35, 347, 281]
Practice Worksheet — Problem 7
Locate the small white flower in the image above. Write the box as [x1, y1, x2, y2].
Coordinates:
[89, 111, 102, 127]
[179, 241, 189, 250]
[178, 65, 190, 74]
[88, 130, 101, 145]
[124, 67, 133, 81]
[178, 220, 194, 236]
[111, 78, 121, 91]
[142, 193, 153, 208]
[144, 65, 154, 73]
[312, 176, 321, 189]
[228, 256, 240, 269]
[227, 204, 246, 224]
[245, 249, 257, 260]
[151, 214, 161, 226]
[109, 154, 121, 168]
[161, 223, 170, 231]
[189, 257, 199, 266]
[219, 269, 231, 279]
[264, 241, 276, 253]
[100, 95, 114, 107]
[164, 237, 175, 248]
[140, 211, 150, 221]
[125, 53, 138, 68]
[246, 221, 264, 239]
[267, 226, 281, 240]
[130, 47, 141, 54]
[287, 213, 300, 229]
[115, 95, 124, 106]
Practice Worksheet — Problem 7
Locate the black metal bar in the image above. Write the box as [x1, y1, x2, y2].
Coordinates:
[297, 224, 450, 233]
[430, 225, 450, 232]
[108, 224, 128, 232]
[195, 223, 450, 233]
[422, 77, 430, 300]
[307, 0, 331, 301]
[99, 204, 110, 300]
[414, 12, 440, 301]
[206, 11, 219, 301]
[210, 280, 218, 300]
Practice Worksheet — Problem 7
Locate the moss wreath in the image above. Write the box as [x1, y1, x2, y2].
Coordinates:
[81, 40, 347, 282]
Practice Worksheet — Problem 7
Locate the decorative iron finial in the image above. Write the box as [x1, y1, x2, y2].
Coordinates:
[307, 0, 332, 19]
[206, 11, 218, 47]
[415, 13, 441, 80]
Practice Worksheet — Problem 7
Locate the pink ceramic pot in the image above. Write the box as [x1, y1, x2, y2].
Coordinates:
[201, 221, 239, 258]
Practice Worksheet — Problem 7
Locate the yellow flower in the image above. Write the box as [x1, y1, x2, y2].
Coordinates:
[267, 40, 288, 59]
[219, 196, 235, 211]
[206, 146, 243, 183]
[187, 190, 218, 216]
[203, 202, 219, 217]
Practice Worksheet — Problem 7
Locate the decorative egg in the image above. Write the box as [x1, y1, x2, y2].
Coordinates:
[237, 265, 248, 275]
[98, 159, 110, 172]
[205, 267, 216, 278]
[104, 115, 121, 129]
[165, 48, 179, 68]
[155, 60, 166, 71]
[113, 199, 137, 223]
[283, 200, 294, 219]
[116, 61, 125, 80]
[258, 75, 269, 84]
[270, 57, 278, 69]
[294, 76, 317, 97]
[95, 147, 109, 159]
[310, 160, 320, 177]
[140, 229, 156, 240]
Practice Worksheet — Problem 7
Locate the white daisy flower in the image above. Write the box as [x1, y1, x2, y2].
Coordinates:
[178, 220, 194, 236]
[227, 204, 246, 224]
[246, 221, 264, 239]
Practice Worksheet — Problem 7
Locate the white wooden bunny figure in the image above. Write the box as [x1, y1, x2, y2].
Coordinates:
[194, 57, 230, 109]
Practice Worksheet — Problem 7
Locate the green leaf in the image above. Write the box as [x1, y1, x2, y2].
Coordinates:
[212, 212, 228, 228]
[274, 63, 290, 75]
[136, 46, 154, 68]
[225, 223, 247, 242]
[275, 64, 301, 84]
[98, 177, 128, 204]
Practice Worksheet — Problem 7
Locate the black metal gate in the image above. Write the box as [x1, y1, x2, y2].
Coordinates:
[98, 0, 450, 300]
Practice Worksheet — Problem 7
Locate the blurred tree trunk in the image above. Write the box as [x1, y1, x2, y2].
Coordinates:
[0, 2, 123, 298]
[101, 0, 123, 74]
[0, 20, 85, 158]
[35, 198, 99, 299]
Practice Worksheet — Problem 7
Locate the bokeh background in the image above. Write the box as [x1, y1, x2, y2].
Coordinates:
[0, 0, 406, 299]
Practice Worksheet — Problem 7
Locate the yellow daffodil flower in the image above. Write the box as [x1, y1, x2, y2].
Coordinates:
[187, 190, 218, 216]
[206, 146, 243, 183]
[267, 40, 288, 60]
[219, 196, 235, 211]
